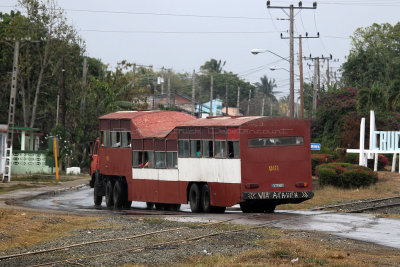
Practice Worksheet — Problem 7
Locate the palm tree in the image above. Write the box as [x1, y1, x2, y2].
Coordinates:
[255, 75, 278, 116]
[200, 59, 226, 74]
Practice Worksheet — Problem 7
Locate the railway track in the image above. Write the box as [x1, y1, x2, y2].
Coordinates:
[312, 196, 400, 213]
[0, 214, 267, 266]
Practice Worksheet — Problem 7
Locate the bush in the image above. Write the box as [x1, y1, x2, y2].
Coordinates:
[316, 163, 378, 188]
[311, 154, 334, 175]
[346, 154, 388, 171]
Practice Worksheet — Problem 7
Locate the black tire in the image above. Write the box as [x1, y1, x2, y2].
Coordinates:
[105, 180, 114, 208]
[263, 204, 276, 213]
[189, 183, 202, 213]
[146, 202, 155, 209]
[123, 200, 132, 209]
[201, 184, 212, 213]
[240, 202, 257, 213]
[113, 180, 124, 209]
[93, 186, 102, 206]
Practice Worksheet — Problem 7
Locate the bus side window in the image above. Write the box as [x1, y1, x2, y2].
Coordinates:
[93, 141, 99, 155]
[102, 131, 111, 147]
[144, 151, 154, 168]
[215, 141, 226, 158]
[166, 152, 178, 168]
[190, 140, 201, 158]
[202, 140, 214, 158]
[121, 132, 131, 148]
[133, 151, 144, 167]
[178, 140, 190, 157]
[155, 152, 166, 168]
[228, 141, 240, 158]
[111, 132, 121, 147]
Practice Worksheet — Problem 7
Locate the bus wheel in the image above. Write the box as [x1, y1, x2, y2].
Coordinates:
[105, 180, 114, 208]
[240, 202, 254, 213]
[146, 202, 155, 209]
[113, 180, 124, 209]
[93, 186, 102, 206]
[123, 200, 132, 209]
[201, 184, 212, 213]
[189, 183, 202, 213]
[264, 204, 276, 213]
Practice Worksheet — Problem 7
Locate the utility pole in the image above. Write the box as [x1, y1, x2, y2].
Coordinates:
[2, 40, 19, 182]
[237, 86, 240, 111]
[80, 56, 87, 114]
[61, 56, 66, 127]
[267, 1, 317, 118]
[225, 83, 228, 115]
[282, 32, 319, 119]
[304, 54, 332, 118]
[261, 95, 265, 116]
[192, 70, 196, 115]
[210, 75, 213, 116]
[161, 67, 165, 94]
[247, 89, 251, 115]
[167, 70, 171, 107]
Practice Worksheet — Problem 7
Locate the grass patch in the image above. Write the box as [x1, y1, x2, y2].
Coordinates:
[177, 228, 400, 266]
[280, 171, 400, 210]
[0, 184, 39, 194]
[0, 208, 101, 251]
[11, 175, 78, 184]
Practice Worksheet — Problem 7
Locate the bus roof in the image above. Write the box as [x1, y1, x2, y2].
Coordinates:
[99, 110, 196, 138]
[177, 116, 263, 127]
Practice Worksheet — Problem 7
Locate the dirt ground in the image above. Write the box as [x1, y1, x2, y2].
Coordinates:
[0, 172, 399, 266]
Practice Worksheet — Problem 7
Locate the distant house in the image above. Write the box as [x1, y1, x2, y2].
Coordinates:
[146, 92, 196, 114]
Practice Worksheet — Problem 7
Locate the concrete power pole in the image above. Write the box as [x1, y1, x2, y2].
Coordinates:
[210, 75, 213, 116]
[225, 83, 228, 115]
[237, 86, 240, 112]
[299, 36, 304, 119]
[167, 70, 171, 107]
[161, 67, 165, 94]
[2, 40, 19, 182]
[267, 1, 317, 118]
[192, 70, 196, 115]
[247, 89, 251, 115]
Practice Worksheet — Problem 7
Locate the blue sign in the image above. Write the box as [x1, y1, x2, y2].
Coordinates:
[311, 143, 321, 150]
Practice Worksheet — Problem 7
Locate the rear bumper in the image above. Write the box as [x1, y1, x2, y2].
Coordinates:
[242, 191, 314, 200]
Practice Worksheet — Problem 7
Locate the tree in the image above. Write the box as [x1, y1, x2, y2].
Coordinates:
[254, 75, 278, 116]
[200, 58, 226, 74]
[342, 22, 400, 89]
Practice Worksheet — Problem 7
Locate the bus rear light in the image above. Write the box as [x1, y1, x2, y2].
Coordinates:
[295, 182, 308, 188]
[245, 183, 259, 189]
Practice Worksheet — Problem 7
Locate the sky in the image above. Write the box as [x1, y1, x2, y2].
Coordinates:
[1, 0, 400, 98]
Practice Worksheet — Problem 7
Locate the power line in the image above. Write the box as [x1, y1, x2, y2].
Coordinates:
[0, 5, 274, 20]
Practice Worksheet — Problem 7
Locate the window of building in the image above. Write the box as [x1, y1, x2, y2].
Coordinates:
[202, 140, 214, 158]
[155, 152, 166, 168]
[215, 141, 226, 158]
[178, 140, 190, 157]
[228, 141, 240, 158]
[166, 152, 178, 168]
[101, 131, 111, 147]
[248, 137, 304, 147]
[190, 140, 201, 158]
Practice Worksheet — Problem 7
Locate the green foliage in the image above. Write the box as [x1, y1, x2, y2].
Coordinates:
[316, 163, 378, 188]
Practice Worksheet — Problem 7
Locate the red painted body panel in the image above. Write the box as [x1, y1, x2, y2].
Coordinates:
[239, 117, 312, 198]
[208, 182, 241, 207]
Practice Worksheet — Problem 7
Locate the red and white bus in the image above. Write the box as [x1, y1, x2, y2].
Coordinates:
[89, 110, 313, 213]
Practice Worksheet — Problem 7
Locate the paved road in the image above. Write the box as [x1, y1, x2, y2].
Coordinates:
[11, 184, 400, 250]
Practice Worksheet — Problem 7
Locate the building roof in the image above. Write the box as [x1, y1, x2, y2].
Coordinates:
[177, 116, 263, 127]
[99, 110, 196, 138]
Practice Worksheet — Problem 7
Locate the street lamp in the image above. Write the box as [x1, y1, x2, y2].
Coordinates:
[250, 49, 289, 62]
